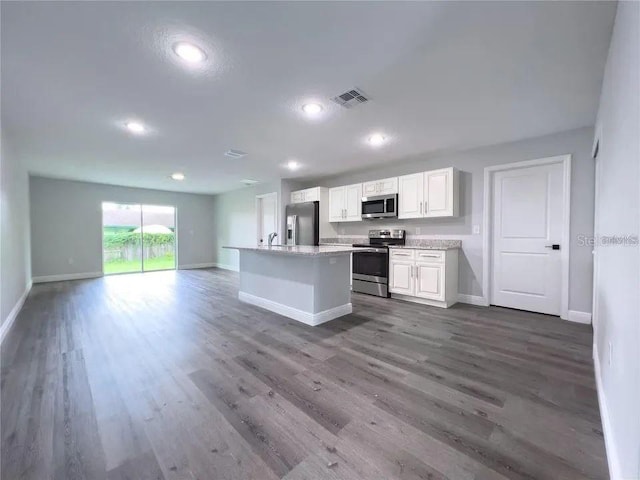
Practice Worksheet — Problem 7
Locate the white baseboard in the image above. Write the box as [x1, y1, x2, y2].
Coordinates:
[391, 293, 456, 308]
[567, 310, 592, 324]
[1, 280, 32, 344]
[593, 342, 623, 480]
[457, 294, 490, 306]
[178, 262, 217, 270]
[32, 272, 103, 283]
[214, 263, 239, 272]
[238, 291, 351, 326]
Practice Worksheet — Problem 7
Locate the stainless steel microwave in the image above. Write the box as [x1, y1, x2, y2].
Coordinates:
[361, 194, 398, 219]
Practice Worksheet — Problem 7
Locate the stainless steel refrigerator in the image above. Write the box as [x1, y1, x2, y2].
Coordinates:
[285, 201, 319, 246]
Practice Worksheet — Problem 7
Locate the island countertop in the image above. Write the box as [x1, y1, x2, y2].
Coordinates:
[223, 245, 375, 256]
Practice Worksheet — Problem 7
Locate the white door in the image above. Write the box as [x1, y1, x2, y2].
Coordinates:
[257, 192, 278, 245]
[329, 186, 345, 222]
[491, 163, 564, 315]
[398, 173, 423, 219]
[389, 260, 414, 295]
[415, 262, 445, 300]
[344, 183, 362, 221]
[424, 168, 453, 217]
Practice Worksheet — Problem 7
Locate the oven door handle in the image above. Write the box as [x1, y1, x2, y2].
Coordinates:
[354, 248, 387, 254]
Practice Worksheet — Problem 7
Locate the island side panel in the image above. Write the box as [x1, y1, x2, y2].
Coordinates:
[312, 255, 351, 317]
[237, 251, 352, 326]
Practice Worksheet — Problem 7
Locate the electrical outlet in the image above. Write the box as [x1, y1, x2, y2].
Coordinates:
[68, 257, 74, 265]
[473, 225, 480, 235]
[329, 257, 337, 265]
[608, 342, 613, 366]
[415, 227, 421, 235]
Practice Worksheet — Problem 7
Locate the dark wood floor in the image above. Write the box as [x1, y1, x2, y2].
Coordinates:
[1, 268, 607, 480]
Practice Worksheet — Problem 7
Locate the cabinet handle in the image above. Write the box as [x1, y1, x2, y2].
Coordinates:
[416, 266, 419, 279]
[393, 252, 411, 256]
[420, 254, 440, 258]
[410, 265, 413, 278]
[419, 202, 423, 214]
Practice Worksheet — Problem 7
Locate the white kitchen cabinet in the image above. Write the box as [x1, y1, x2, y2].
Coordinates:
[389, 248, 458, 308]
[328, 187, 346, 222]
[329, 183, 362, 222]
[415, 262, 445, 301]
[424, 168, 458, 217]
[398, 168, 458, 219]
[362, 177, 398, 197]
[290, 187, 321, 204]
[389, 259, 414, 296]
[398, 173, 424, 219]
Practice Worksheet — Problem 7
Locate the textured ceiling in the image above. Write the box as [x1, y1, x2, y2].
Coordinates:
[1, 1, 615, 194]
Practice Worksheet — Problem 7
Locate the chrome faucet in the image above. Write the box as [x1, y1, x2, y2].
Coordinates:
[267, 232, 278, 246]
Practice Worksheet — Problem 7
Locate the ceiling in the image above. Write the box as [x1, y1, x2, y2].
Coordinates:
[1, 1, 615, 194]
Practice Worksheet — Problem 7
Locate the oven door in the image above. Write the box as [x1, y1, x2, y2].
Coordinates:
[352, 249, 388, 283]
[361, 194, 397, 219]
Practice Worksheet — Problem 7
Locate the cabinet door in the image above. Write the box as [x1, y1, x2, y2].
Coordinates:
[328, 186, 345, 222]
[362, 181, 379, 197]
[424, 168, 455, 217]
[344, 183, 362, 221]
[398, 173, 424, 219]
[415, 262, 445, 300]
[304, 187, 319, 202]
[290, 191, 304, 203]
[389, 260, 415, 295]
[377, 177, 398, 195]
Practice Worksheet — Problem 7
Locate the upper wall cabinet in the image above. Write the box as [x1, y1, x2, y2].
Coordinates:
[398, 167, 459, 219]
[290, 187, 321, 204]
[329, 183, 362, 222]
[362, 177, 398, 197]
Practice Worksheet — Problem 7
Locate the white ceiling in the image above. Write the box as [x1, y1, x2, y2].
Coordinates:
[1, 1, 615, 194]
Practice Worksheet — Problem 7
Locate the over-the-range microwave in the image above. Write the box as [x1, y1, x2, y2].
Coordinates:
[361, 194, 398, 219]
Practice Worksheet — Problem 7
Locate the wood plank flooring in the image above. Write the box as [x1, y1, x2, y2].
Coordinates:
[1, 268, 607, 479]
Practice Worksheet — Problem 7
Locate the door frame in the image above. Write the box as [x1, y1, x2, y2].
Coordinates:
[591, 125, 602, 335]
[255, 192, 279, 245]
[482, 154, 571, 319]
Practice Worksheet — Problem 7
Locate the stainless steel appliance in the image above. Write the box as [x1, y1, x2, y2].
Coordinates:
[352, 229, 405, 297]
[285, 201, 319, 246]
[361, 194, 398, 219]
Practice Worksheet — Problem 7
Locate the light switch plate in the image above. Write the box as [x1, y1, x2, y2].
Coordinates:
[415, 227, 421, 235]
[473, 225, 480, 235]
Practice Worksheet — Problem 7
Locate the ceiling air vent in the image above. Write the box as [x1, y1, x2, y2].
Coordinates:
[241, 179, 259, 186]
[331, 87, 370, 109]
[225, 149, 248, 159]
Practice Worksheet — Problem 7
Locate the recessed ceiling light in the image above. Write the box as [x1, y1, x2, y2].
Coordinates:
[302, 103, 323, 116]
[287, 160, 299, 170]
[173, 42, 207, 64]
[368, 133, 387, 147]
[171, 172, 185, 181]
[125, 121, 146, 134]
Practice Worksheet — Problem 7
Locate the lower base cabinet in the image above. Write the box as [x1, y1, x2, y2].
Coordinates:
[389, 248, 458, 308]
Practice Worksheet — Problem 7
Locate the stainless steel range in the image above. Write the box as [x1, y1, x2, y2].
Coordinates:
[352, 229, 405, 297]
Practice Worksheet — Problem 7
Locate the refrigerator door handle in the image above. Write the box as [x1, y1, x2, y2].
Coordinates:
[291, 214, 297, 245]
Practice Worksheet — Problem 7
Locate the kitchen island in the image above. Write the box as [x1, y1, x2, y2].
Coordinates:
[223, 245, 372, 326]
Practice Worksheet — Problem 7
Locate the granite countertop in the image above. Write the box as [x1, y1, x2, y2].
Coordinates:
[223, 245, 374, 256]
[389, 239, 462, 250]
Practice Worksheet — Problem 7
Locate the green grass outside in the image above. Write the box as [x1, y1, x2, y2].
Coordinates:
[103, 254, 176, 275]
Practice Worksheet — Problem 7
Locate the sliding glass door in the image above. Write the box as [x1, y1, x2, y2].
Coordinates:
[102, 202, 176, 275]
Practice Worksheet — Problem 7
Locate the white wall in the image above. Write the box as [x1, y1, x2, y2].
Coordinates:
[592, 2, 640, 479]
[212, 180, 282, 270]
[300, 127, 595, 313]
[0, 132, 32, 331]
[29, 176, 216, 278]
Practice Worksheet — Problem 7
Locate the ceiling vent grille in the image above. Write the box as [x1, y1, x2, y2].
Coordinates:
[225, 149, 248, 159]
[331, 87, 369, 109]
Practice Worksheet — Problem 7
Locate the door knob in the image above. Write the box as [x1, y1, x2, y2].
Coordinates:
[545, 244, 561, 250]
